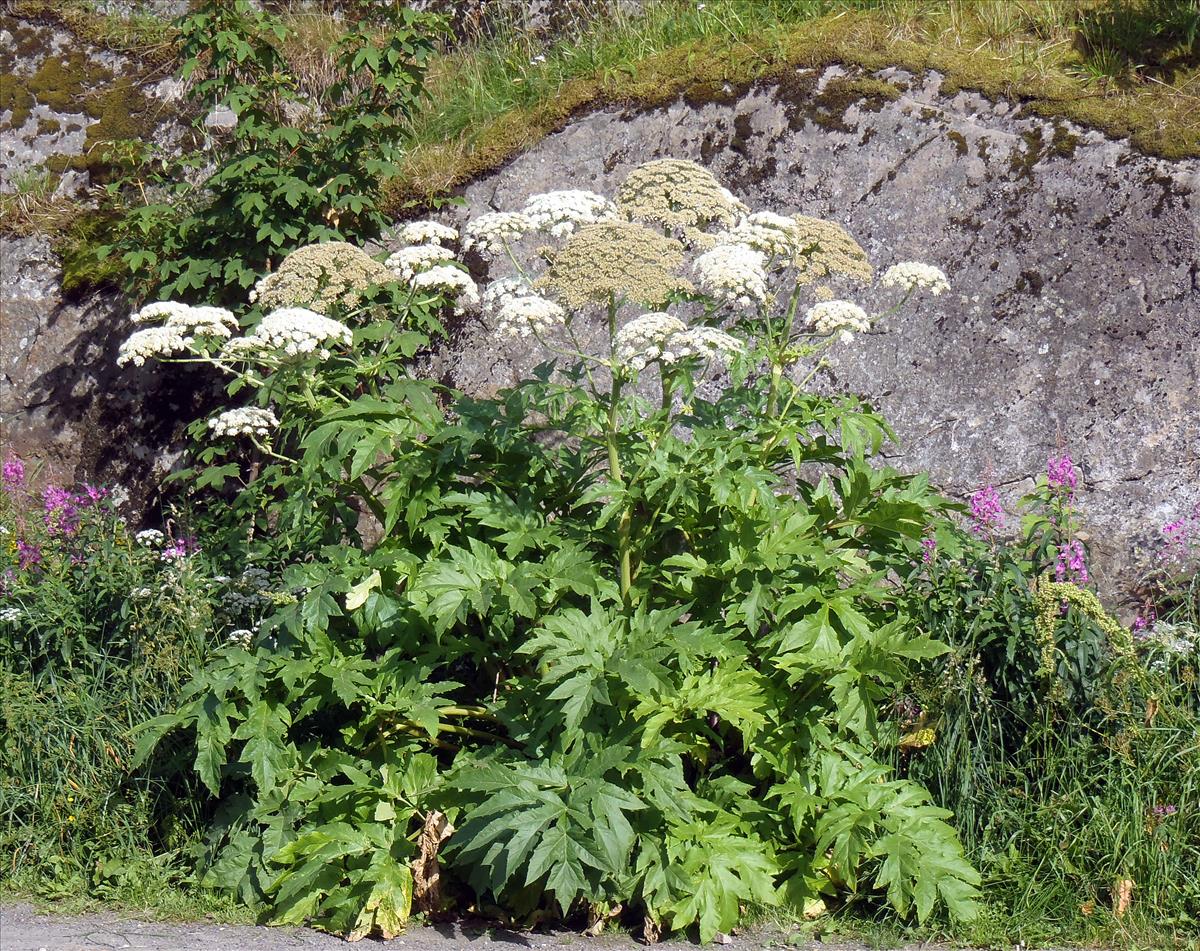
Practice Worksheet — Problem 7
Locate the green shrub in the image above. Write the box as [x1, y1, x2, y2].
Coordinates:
[100, 0, 441, 305]
[124, 165, 979, 940]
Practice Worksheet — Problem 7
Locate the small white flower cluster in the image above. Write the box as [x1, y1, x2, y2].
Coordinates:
[131, 302, 238, 338]
[717, 211, 803, 258]
[520, 190, 619, 238]
[670, 326, 744, 364]
[881, 262, 950, 296]
[224, 307, 353, 361]
[386, 244, 455, 282]
[481, 278, 531, 315]
[135, 529, 165, 547]
[226, 628, 253, 647]
[616, 312, 686, 370]
[693, 243, 768, 307]
[495, 294, 566, 339]
[117, 325, 189, 366]
[805, 300, 872, 342]
[411, 265, 480, 314]
[395, 220, 458, 247]
[207, 407, 279, 439]
[0, 607, 21, 624]
[463, 212, 533, 255]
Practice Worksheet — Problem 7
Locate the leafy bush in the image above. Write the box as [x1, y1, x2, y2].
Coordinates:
[122, 164, 982, 941]
[0, 465, 216, 888]
[895, 468, 1200, 941]
[101, 0, 440, 304]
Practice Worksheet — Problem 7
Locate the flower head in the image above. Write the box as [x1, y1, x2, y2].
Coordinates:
[1054, 539, 1089, 584]
[462, 212, 533, 255]
[537, 221, 688, 309]
[616, 159, 747, 232]
[117, 325, 189, 366]
[1046, 454, 1079, 494]
[394, 220, 459, 247]
[668, 326, 744, 365]
[495, 295, 566, 339]
[616, 312, 687, 371]
[410, 265, 480, 314]
[805, 300, 872, 340]
[791, 216, 873, 285]
[161, 535, 200, 561]
[386, 244, 456, 282]
[881, 262, 950, 296]
[135, 528, 165, 547]
[251, 242, 390, 314]
[208, 407, 280, 439]
[16, 539, 41, 569]
[921, 535, 938, 564]
[693, 243, 768, 308]
[2, 456, 25, 490]
[716, 211, 805, 258]
[969, 485, 1004, 535]
[481, 278, 532, 315]
[520, 190, 619, 238]
[225, 308, 353, 361]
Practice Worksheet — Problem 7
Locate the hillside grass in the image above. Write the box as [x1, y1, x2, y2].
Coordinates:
[388, 0, 1200, 202]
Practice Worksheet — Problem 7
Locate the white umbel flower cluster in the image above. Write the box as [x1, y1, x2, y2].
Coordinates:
[670, 326, 744, 364]
[615, 312, 686, 370]
[395, 220, 458, 247]
[495, 294, 566, 339]
[693, 243, 768, 307]
[411, 265, 480, 313]
[805, 300, 872, 342]
[463, 212, 533, 255]
[520, 190, 619, 238]
[225, 307, 353, 361]
[119, 302, 239, 365]
[481, 278, 531, 315]
[717, 211, 803, 258]
[880, 262, 950, 296]
[135, 529, 165, 547]
[386, 244, 455, 282]
[208, 407, 280, 438]
[118, 326, 188, 366]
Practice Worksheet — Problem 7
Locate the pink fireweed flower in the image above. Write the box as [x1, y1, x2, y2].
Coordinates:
[2, 456, 25, 490]
[921, 535, 938, 564]
[1054, 539, 1088, 584]
[1046, 454, 1078, 495]
[1132, 606, 1158, 638]
[42, 486, 81, 536]
[161, 536, 200, 562]
[16, 539, 41, 569]
[969, 485, 1004, 535]
[1161, 518, 1191, 565]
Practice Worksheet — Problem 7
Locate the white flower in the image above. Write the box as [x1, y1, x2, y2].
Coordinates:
[385, 244, 456, 282]
[132, 301, 238, 337]
[880, 262, 950, 296]
[135, 528, 165, 547]
[693, 243, 768, 307]
[668, 326, 744, 364]
[716, 211, 803, 258]
[520, 190, 619, 238]
[411, 265, 480, 314]
[0, 607, 21, 623]
[481, 278, 532, 315]
[225, 307, 352, 361]
[616, 312, 687, 370]
[495, 295, 566, 339]
[227, 628, 253, 647]
[462, 212, 534, 255]
[805, 300, 872, 339]
[394, 220, 459, 247]
[117, 325, 188, 366]
[131, 301, 192, 324]
[208, 407, 279, 438]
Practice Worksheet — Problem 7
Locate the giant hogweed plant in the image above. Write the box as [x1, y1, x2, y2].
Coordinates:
[125, 160, 979, 941]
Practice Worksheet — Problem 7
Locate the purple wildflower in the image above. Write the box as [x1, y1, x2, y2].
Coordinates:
[1046, 454, 1079, 495]
[1132, 606, 1158, 638]
[16, 539, 42, 569]
[161, 535, 200, 561]
[42, 485, 81, 536]
[1161, 518, 1190, 565]
[1152, 804, 1177, 818]
[921, 535, 938, 564]
[80, 484, 107, 505]
[1054, 539, 1089, 584]
[969, 485, 1004, 535]
[2, 456, 25, 490]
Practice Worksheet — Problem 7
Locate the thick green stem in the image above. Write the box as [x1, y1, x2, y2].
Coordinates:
[604, 294, 634, 604]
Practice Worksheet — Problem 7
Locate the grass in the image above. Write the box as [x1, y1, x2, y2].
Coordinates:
[386, 0, 1200, 203]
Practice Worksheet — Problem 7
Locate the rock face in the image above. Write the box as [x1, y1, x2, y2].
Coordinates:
[438, 66, 1200, 601]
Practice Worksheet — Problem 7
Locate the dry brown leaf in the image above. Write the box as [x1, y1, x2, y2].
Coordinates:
[1080, 900, 1095, 916]
[642, 914, 662, 944]
[412, 810, 454, 914]
[1112, 878, 1134, 918]
[1145, 697, 1160, 726]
